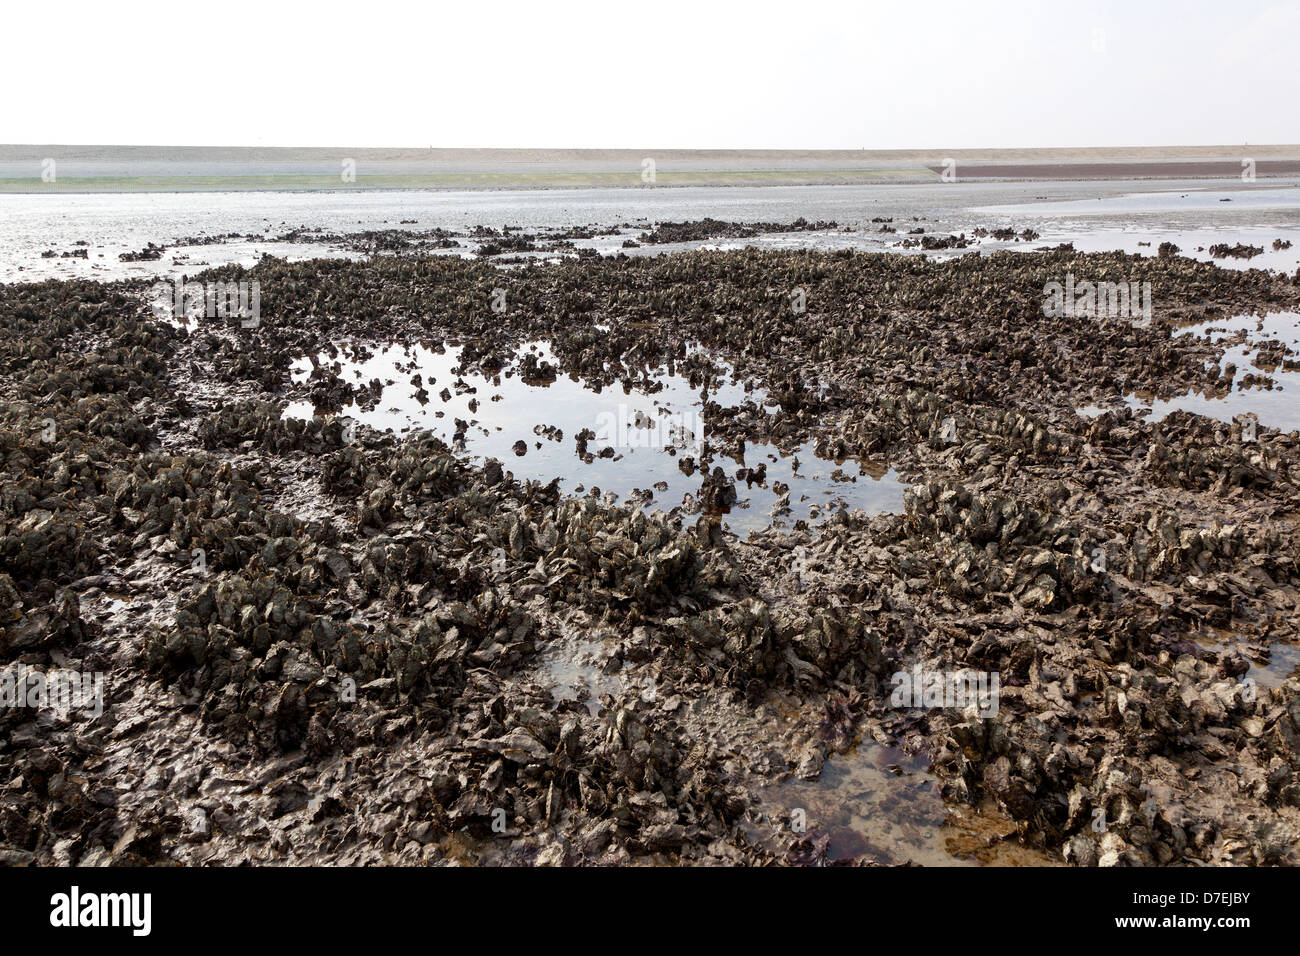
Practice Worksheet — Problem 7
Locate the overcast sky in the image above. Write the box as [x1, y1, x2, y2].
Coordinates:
[4, 0, 1297, 149]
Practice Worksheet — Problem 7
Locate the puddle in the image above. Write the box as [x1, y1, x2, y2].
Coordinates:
[758, 740, 951, 864]
[1078, 311, 1300, 432]
[1247, 642, 1300, 690]
[1130, 312, 1300, 431]
[1055, 227, 1300, 273]
[534, 628, 624, 716]
[283, 340, 909, 536]
[752, 739, 1061, 866]
[1195, 627, 1300, 693]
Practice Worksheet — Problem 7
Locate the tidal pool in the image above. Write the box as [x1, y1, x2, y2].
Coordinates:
[282, 340, 909, 536]
[751, 740, 1060, 866]
[1078, 311, 1300, 433]
[1247, 642, 1300, 690]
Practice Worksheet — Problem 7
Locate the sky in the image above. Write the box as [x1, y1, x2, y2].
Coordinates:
[3, 0, 1297, 149]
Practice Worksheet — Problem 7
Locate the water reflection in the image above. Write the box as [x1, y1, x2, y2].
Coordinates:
[1078, 311, 1300, 432]
[282, 340, 909, 536]
[752, 740, 1062, 866]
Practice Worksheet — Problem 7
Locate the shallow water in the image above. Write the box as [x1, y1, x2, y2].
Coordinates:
[751, 740, 1060, 866]
[759, 741, 951, 864]
[534, 627, 625, 715]
[977, 185, 1300, 216]
[1020, 225, 1300, 273]
[7, 177, 1300, 283]
[977, 185, 1300, 272]
[1248, 642, 1300, 690]
[282, 340, 910, 536]
[1078, 311, 1300, 433]
[1141, 312, 1300, 431]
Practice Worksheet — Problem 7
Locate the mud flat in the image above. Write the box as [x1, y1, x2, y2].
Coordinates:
[3, 240, 1300, 866]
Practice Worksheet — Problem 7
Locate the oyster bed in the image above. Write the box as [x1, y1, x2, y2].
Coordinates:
[4, 244, 1300, 866]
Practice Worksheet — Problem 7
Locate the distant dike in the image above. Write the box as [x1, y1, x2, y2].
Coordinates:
[3, 144, 1299, 193]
